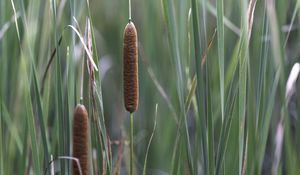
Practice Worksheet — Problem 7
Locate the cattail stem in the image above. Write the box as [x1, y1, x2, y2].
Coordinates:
[80, 51, 85, 103]
[129, 0, 131, 21]
[130, 112, 134, 175]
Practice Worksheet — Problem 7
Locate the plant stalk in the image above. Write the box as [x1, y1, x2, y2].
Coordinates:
[130, 113, 134, 175]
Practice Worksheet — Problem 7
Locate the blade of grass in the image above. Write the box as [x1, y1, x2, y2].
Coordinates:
[216, 77, 238, 174]
[51, 0, 67, 173]
[257, 70, 280, 174]
[41, 35, 63, 94]
[244, 1, 257, 174]
[200, 28, 217, 175]
[217, 0, 225, 123]
[283, 1, 298, 48]
[170, 73, 196, 175]
[82, 18, 104, 175]
[142, 104, 158, 175]
[19, 115, 28, 175]
[190, 0, 207, 174]
[206, 51, 214, 175]
[175, 142, 183, 175]
[266, 0, 289, 174]
[1, 102, 22, 151]
[238, 0, 251, 173]
[255, 5, 271, 173]
[68, 5, 78, 162]
[67, 25, 98, 71]
[255, 4, 268, 132]
[205, 1, 240, 36]
[0, 0, 6, 112]
[10, 0, 42, 173]
[266, 0, 284, 77]
[63, 48, 71, 173]
[89, 25, 112, 175]
[25, 74, 41, 174]
[238, 24, 247, 175]
[31, 64, 49, 171]
[15, 1, 50, 170]
[297, 76, 300, 162]
[161, 0, 194, 174]
[10, 0, 20, 41]
[202, 9, 217, 175]
[170, 131, 181, 175]
[83, 14, 112, 173]
[0, 99, 3, 175]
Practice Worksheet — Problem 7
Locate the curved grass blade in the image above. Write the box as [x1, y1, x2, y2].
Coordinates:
[142, 104, 158, 175]
[161, 0, 194, 174]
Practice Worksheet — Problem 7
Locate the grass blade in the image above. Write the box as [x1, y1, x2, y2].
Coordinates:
[51, 0, 67, 173]
[142, 104, 158, 175]
[0, 99, 3, 175]
[217, 0, 225, 122]
[31, 64, 49, 171]
[190, 0, 207, 174]
[161, 0, 194, 174]
[25, 90, 41, 174]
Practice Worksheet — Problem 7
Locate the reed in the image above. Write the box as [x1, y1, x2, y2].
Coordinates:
[123, 18, 138, 175]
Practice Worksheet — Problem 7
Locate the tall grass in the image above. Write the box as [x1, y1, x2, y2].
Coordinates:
[1, 0, 300, 174]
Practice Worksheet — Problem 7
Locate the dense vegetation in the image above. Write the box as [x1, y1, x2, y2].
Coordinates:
[0, 0, 300, 174]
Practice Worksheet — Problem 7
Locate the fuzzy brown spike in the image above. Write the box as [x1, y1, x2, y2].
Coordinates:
[123, 21, 139, 113]
[72, 104, 89, 175]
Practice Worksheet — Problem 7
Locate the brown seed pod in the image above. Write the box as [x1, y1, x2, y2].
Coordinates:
[72, 104, 89, 175]
[123, 21, 139, 113]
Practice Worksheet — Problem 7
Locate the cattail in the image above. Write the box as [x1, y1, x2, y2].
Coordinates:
[72, 104, 89, 175]
[123, 20, 139, 113]
[123, 21, 139, 113]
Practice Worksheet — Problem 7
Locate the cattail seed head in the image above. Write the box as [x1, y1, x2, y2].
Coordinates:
[72, 104, 89, 175]
[123, 21, 138, 113]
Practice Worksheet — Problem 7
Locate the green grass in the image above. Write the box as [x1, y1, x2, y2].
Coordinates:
[1, 0, 300, 174]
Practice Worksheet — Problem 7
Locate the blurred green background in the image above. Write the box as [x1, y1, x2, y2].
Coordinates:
[1, 0, 300, 174]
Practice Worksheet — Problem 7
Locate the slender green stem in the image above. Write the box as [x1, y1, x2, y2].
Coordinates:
[80, 43, 84, 103]
[0, 96, 2, 175]
[129, 0, 131, 20]
[130, 112, 134, 175]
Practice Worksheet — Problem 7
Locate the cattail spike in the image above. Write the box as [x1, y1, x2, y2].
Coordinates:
[123, 21, 139, 113]
[72, 104, 89, 175]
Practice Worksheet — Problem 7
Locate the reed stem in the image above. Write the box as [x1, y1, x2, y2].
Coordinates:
[130, 112, 134, 175]
[129, 0, 131, 21]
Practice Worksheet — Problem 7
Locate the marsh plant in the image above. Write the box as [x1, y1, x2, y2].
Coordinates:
[1, 0, 300, 174]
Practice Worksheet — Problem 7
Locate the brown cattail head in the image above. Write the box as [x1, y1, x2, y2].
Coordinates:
[72, 104, 89, 175]
[123, 21, 138, 113]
